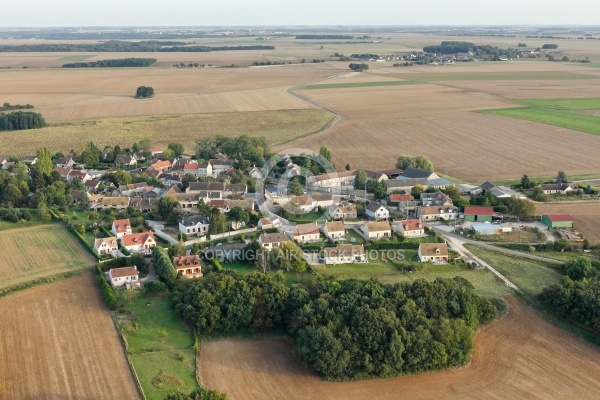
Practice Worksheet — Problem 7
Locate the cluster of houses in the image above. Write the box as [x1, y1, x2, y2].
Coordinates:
[94, 219, 157, 257]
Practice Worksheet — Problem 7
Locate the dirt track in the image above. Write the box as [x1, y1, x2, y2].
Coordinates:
[0, 273, 140, 400]
[199, 296, 600, 400]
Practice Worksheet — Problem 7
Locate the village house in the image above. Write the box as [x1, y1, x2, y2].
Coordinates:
[258, 232, 289, 251]
[463, 206, 494, 223]
[183, 163, 203, 177]
[171, 193, 200, 210]
[112, 218, 132, 239]
[209, 159, 235, 177]
[197, 161, 213, 178]
[108, 266, 140, 289]
[118, 182, 147, 197]
[148, 160, 172, 173]
[55, 156, 76, 168]
[258, 217, 282, 230]
[114, 154, 138, 168]
[0, 156, 12, 170]
[365, 170, 389, 183]
[22, 156, 37, 165]
[129, 197, 155, 211]
[94, 237, 119, 257]
[186, 182, 247, 198]
[84, 179, 101, 193]
[418, 243, 449, 263]
[322, 221, 346, 240]
[306, 170, 356, 190]
[539, 183, 579, 195]
[420, 192, 453, 207]
[93, 196, 130, 211]
[362, 221, 392, 239]
[290, 195, 317, 213]
[395, 219, 425, 238]
[291, 222, 321, 243]
[179, 215, 210, 236]
[248, 165, 263, 180]
[323, 244, 366, 265]
[172, 255, 203, 277]
[418, 205, 458, 222]
[120, 232, 156, 255]
[328, 203, 358, 220]
[312, 193, 334, 208]
[365, 201, 389, 221]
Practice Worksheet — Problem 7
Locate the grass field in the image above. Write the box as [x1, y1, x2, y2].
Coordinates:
[311, 255, 511, 299]
[0, 224, 97, 290]
[299, 80, 417, 90]
[0, 109, 334, 156]
[0, 273, 140, 399]
[116, 291, 198, 400]
[221, 260, 304, 286]
[464, 245, 562, 297]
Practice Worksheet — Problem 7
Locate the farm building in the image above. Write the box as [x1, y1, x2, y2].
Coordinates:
[541, 214, 574, 229]
[108, 266, 140, 289]
[418, 243, 449, 263]
[470, 222, 512, 236]
[463, 206, 494, 222]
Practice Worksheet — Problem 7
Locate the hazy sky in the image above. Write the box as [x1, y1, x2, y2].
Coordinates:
[2, 0, 599, 27]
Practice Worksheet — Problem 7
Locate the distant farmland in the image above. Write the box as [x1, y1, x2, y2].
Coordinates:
[0, 109, 334, 156]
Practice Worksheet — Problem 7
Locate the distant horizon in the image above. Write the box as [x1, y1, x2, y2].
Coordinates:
[1, 24, 600, 29]
[2, 0, 600, 27]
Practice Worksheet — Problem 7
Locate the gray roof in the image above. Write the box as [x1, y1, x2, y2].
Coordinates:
[540, 183, 571, 191]
[480, 181, 497, 191]
[181, 215, 209, 226]
[400, 167, 434, 179]
[366, 201, 386, 213]
[386, 178, 428, 188]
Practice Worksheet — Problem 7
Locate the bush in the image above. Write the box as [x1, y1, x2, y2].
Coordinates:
[210, 258, 223, 272]
[135, 86, 155, 98]
[95, 266, 117, 310]
[145, 280, 166, 295]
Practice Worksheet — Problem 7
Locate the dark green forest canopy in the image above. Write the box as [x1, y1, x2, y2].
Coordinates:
[0, 41, 274, 52]
[174, 272, 496, 380]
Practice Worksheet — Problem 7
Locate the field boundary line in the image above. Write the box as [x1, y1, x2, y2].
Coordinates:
[109, 310, 147, 400]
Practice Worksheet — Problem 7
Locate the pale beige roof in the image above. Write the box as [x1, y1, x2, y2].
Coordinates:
[292, 223, 320, 236]
[366, 221, 391, 232]
[420, 205, 457, 215]
[100, 197, 129, 207]
[110, 266, 138, 278]
[419, 243, 448, 257]
[324, 244, 364, 257]
[325, 221, 345, 233]
[259, 232, 289, 244]
[94, 237, 118, 248]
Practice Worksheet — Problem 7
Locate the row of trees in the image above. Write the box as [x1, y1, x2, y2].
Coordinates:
[0, 41, 274, 52]
[539, 257, 599, 332]
[62, 58, 157, 68]
[152, 247, 178, 283]
[0, 111, 46, 131]
[174, 272, 496, 380]
[0, 102, 34, 111]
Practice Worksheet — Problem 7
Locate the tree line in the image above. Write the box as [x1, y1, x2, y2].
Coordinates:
[1, 102, 34, 111]
[173, 272, 496, 380]
[296, 35, 354, 40]
[423, 41, 518, 59]
[0, 41, 274, 52]
[539, 257, 600, 333]
[62, 58, 157, 68]
[195, 135, 269, 167]
[0, 111, 46, 131]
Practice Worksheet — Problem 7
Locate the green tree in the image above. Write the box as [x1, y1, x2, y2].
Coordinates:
[168, 142, 185, 157]
[88, 211, 100, 223]
[288, 177, 304, 196]
[442, 186, 461, 199]
[319, 146, 332, 163]
[556, 171, 567, 183]
[228, 206, 250, 226]
[411, 184, 425, 198]
[81, 141, 100, 166]
[532, 186, 547, 201]
[36, 147, 53, 176]
[209, 209, 227, 235]
[134, 86, 155, 98]
[354, 169, 367, 189]
[521, 174, 533, 189]
[565, 257, 594, 280]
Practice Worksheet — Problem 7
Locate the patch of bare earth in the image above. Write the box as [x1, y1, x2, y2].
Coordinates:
[0, 273, 140, 400]
[199, 296, 600, 400]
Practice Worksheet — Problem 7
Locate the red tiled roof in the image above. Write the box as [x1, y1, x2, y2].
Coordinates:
[184, 163, 199, 170]
[390, 194, 414, 202]
[463, 206, 494, 216]
[121, 232, 155, 247]
[546, 214, 574, 222]
[400, 219, 423, 231]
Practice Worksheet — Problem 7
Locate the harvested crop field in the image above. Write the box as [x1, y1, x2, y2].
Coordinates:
[287, 84, 600, 181]
[0, 224, 97, 290]
[535, 202, 600, 243]
[0, 273, 140, 399]
[199, 296, 600, 400]
[0, 109, 334, 156]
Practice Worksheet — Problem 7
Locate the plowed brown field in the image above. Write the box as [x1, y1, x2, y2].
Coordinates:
[536, 202, 600, 243]
[199, 296, 600, 400]
[0, 273, 140, 399]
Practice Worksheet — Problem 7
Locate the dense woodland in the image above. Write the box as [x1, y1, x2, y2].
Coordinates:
[174, 272, 496, 380]
[0, 111, 46, 131]
[62, 58, 157, 68]
[0, 102, 34, 111]
[539, 257, 600, 333]
[0, 41, 274, 52]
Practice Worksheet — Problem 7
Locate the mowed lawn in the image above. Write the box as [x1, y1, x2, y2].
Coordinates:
[481, 97, 600, 136]
[117, 292, 198, 400]
[0, 224, 96, 290]
[465, 245, 562, 297]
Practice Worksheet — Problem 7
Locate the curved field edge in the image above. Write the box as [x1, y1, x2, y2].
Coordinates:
[197, 297, 600, 400]
[0, 109, 334, 156]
